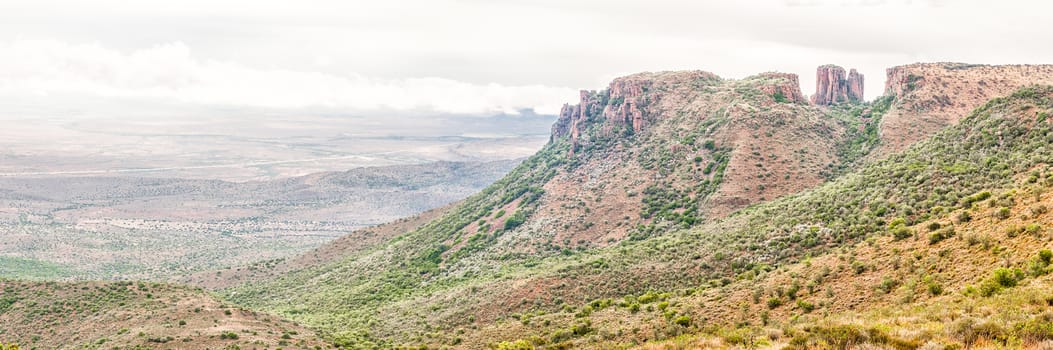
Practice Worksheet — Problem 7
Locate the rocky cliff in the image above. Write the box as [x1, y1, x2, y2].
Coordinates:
[540, 71, 841, 246]
[811, 64, 864, 105]
[874, 63, 1053, 156]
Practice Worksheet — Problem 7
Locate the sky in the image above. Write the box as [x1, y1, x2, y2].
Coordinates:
[1, 0, 1052, 118]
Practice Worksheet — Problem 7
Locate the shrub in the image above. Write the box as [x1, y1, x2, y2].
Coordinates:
[503, 210, 527, 230]
[877, 276, 899, 294]
[767, 297, 782, 309]
[927, 281, 943, 296]
[1025, 223, 1043, 236]
[1007, 225, 1025, 237]
[995, 207, 1011, 220]
[1030, 249, 1053, 277]
[703, 139, 716, 150]
[979, 268, 1023, 297]
[494, 340, 534, 350]
[950, 318, 1006, 346]
[673, 315, 691, 327]
[219, 331, 239, 340]
[893, 227, 913, 240]
[796, 300, 815, 313]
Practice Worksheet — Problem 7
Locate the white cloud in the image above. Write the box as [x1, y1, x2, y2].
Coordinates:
[0, 39, 577, 115]
[0, 0, 1052, 117]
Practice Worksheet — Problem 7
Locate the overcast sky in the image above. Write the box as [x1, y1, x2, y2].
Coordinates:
[1, 0, 1051, 118]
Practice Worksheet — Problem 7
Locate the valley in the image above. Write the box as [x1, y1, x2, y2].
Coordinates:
[0, 160, 520, 280]
[3, 63, 1053, 350]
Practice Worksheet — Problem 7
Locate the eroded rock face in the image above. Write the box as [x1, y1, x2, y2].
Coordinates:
[847, 69, 865, 102]
[874, 63, 1053, 157]
[756, 72, 807, 104]
[812, 65, 864, 105]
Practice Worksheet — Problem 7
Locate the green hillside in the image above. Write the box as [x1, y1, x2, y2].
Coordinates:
[225, 85, 1053, 349]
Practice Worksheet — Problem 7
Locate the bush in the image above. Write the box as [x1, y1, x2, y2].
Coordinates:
[219, 331, 239, 340]
[995, 207, 1011, 220]
[673, 315, 691, 327]
[503, 210, 527, 230]
[979, 268, 1023, 297]
[494, 340, 534, 350]
[877, 276, 899, 294]
[767, 297, 782, 309]
[927, 281, 943, 296]
[796, 300, 815, 313]
[893, 227, 913, 240]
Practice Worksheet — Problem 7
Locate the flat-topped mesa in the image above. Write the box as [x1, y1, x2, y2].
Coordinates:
[811, 64, 864, 105]
[550, 70, 722, 152]
[755, 72, 807, 104]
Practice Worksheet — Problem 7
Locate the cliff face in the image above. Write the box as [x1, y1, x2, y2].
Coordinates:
[847, 69, 865, 102]
[811, 64, 864, 105]
[551, 71, 718, 154]
[540, 71, 841, 247]
[874, 63, 1053, 157]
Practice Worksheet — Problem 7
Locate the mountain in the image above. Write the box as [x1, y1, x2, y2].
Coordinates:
[875, 63, 1053, 157]
[6, 63, 1053, 350]
[454, 85, 1053, 349]
[207, 64, 1053, 349]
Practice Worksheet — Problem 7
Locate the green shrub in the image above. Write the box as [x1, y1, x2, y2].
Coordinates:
[995, 207, 1011, 220]
[979, 268, 1023, 297]
[929, 227, 954, 244]
[494, 340, 534, 350]
[766, 297, 782, 309]
[796, 300, 815, 313]
[893, 227, 913, 240]
[877, 276, 899, 294]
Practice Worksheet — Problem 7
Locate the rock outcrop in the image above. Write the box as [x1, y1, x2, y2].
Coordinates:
[552, 71, 720, 154]
[874, 63, 1053, 157]
[756, 72, 808, 104]
[812, 65, 864, 105]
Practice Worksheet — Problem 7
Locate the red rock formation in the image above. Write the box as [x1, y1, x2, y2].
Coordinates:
[604, 79, 651, 131]
[847, 69, 864, 102]
[550, 78, 654, 154]
[812, 65, 864, 105]
[756, 72, 807, 104]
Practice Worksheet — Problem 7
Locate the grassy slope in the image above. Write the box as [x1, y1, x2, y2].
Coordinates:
[227, 79, 1052, 349]
[222, 73, 878, 347]
[461, 86, 1053, 349]
[0, 280, 326, 350]
[634, 186, 1053, 349]
[225, 143, 568, 347]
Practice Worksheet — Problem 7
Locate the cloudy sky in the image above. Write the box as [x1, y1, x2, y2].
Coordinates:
[1, 0, 1051, 118]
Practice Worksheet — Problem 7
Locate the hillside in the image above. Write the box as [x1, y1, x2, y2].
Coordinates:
[370, 85, 1053, 349]
[0, 279, 326, 349]
[222, 74, 1053, 349]
[216, 68, 895, 345]
[875, 63, 1053, 157]
[183, 201, 458, 289]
